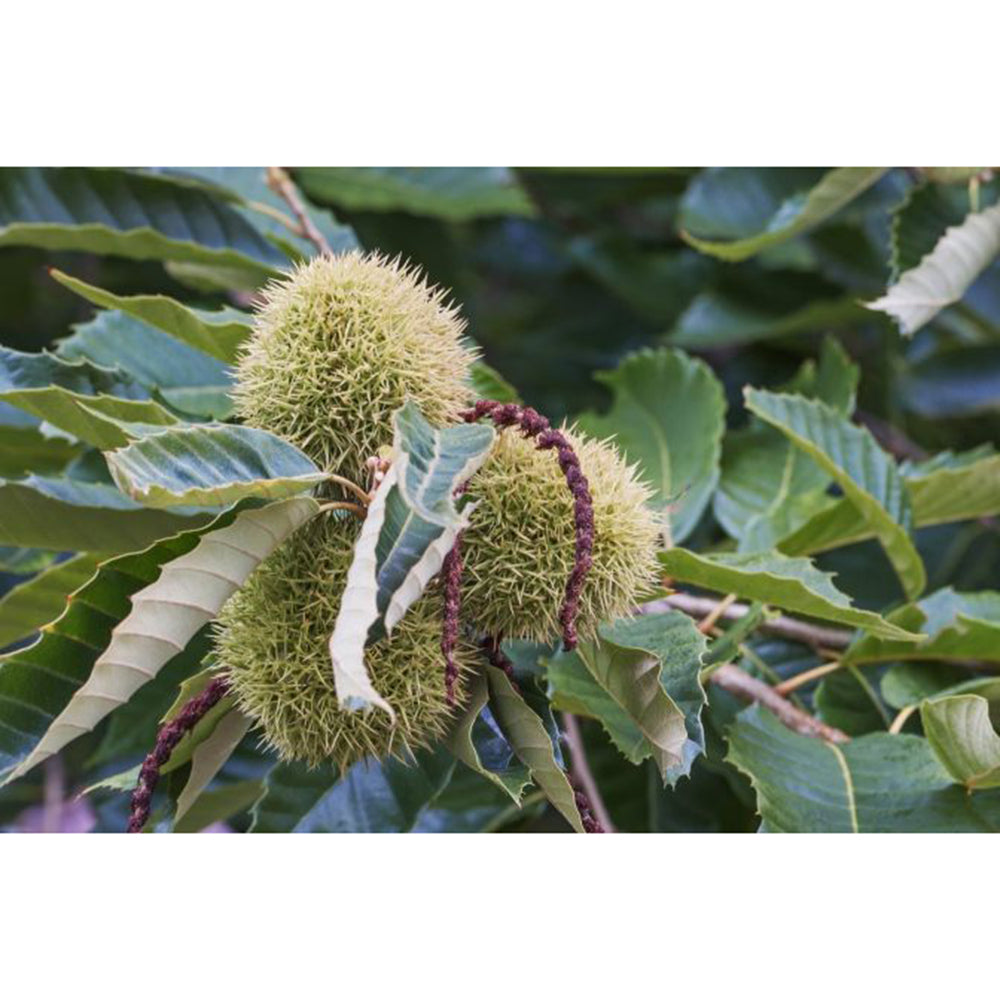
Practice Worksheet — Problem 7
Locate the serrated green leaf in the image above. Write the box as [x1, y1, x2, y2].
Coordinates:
[296, 167, 536, 221]
[0, 554, 100, 649]
[781, 451, 1000, 556]
[106, 423, 326, 509]
[162, 167, 358, 261]
[50, 269, 252, 364]
[329, 403, 494, 715]
[251, 746, 455, 833]
[545, 649, 651, 765]
[0, 344, 179, 448]
[715, 339, 859, 550]
[0, 168, 286, 276]
[845, 588, 1000, 665]
[173, 779, 264, 833]
[0, 497, 319, 785]
[745, 388, 925, 599]
[445, 669, 531, 803]
[0, 475, 209, 552]
[0, 425, 81, 477]
[485, 665, 585, 832]
[727, 703, 1000, 832]
[868, 202, 1000, 335]
[681, 168, 887, 262]
[57, 309, 233, 419]
[921, 695, 1000, 790]
[578, 348, 724, 543]
[578, 612, 708, 785]
[659, 548, 922, 642]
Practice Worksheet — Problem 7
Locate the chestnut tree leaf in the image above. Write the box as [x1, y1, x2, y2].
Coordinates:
[867, 201, 1000, 335]
[328, 402, 494, 718]
[0, 496, 320, 786]
[105, 423, 326, 509]
[578, 347, 725, 543]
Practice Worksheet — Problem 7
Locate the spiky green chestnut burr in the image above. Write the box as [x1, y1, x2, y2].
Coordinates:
[459, 426, 661, 642]
[215, 515, 473, 770]
[233, 252, 476, 480]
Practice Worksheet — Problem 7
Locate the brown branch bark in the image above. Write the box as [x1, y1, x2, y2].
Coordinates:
[265, 166, 333, 257]
[646, 593, 855, 651]
[710, 663, 850, 743]
[561, 712, 616, 833]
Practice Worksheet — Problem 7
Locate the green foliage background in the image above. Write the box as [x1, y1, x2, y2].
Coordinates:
[2, 166, 1000, 833]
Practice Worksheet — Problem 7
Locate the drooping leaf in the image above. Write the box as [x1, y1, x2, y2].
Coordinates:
[844, 588, 1000, 665]
[105, 423, 326, 508]
[0, 168, 286, 276]
[682, 167, 887, 262]
[251, 746, 455, 833]
[546, 649, 651, 765]
[50, 269, 252, 364]
[296, 167, 536, 221]
[726, 703, 1000, 832]
[174, 708, 254, 822]
[889, 181, 972, 278]
[578, 347, 725, 543]
[0, 554, 100, 649]
[921, 695, 1000, 790]
[445, 669, 532, 803]
[328, 403, 494, 715]
[0, 497, 319, 785]
[659, 548, 922, 642]
[745, 388, 926, 599]
[577, 612, 708, 785]
[0, 475, 209, 552]
[486, 666, 585, 832]
[867, 202, 1000, 335]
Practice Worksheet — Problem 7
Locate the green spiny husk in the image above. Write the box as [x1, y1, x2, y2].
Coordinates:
[460, 426, 661, 642]
[215, 514, 474, 770]
[233, 251, 476, 482]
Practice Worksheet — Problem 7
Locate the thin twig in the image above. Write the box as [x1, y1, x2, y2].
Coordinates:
[561, 712, 616, 833]
[265, 166, 333, 257]
[698, 592, 737, 633]
[774, 660, 843, 696]
[647, 593, 855, 651]
[710, 663, 850, 743]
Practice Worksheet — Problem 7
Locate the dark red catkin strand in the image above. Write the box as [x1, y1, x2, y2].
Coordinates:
[441, 529, 464, 706]
[480, 634, 517, 686]
[460, 400, 594, 651]
[126, 675, 231, 833]
[573, 788, 605, 833]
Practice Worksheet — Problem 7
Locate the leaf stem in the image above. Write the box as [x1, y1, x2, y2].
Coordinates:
[774, 659, 842, 695]
[888, 703, 919, 735]
[326, 472, 374, 505]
